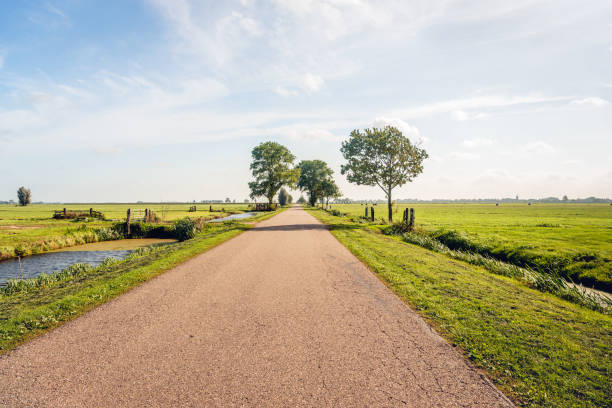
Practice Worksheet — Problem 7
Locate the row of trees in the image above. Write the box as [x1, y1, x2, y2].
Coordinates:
[247, 142, 341, 208]
[247, 125, 428, 221]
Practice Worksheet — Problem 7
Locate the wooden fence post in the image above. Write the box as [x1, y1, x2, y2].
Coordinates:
[89, 208, 93, 216]
[63, 208, 67, 217]
[145, 209, 149, 223]
[210, 205, 212, 212]
[126, 208, 131, 236]
[371, 207, 375, 222]
[365, 207, 368, 218]
[409, 208, 414, 228]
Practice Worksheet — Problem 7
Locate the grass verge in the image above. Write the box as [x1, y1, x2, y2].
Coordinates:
[0, 209, 283, 353]
[307, 208, 611, 407]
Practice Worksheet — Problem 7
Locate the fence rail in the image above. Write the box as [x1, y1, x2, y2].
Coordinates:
[53, 208, 104, 219]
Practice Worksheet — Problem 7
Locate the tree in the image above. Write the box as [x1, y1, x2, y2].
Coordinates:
[297, 195, 306, 204]
[248, 142, 300, 205]
[341, 126, 428, 222]
[297, 160, 334, 206]
[17, 186, 32, 206]
[278, 187, 289, 206]
[321, 178, 341, 208]
[288, 194, 293, 204]
[225, 197, 231, 203]
[562, 195, 569, 202]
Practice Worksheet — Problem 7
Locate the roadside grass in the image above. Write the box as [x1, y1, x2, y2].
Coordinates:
[329, 203, 612, 291]
[307, 208, 612, 407]
[0, 209, 282, 353]
[0, 203, 255, 260]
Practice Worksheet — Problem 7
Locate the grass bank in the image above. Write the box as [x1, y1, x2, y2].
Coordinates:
[329, 203, 612, 290]
[0, 203, 255, 261]
[0, 209, 282, 353]
[307, 208, 611, 407]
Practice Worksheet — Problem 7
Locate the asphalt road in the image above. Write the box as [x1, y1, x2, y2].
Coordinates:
[0, 206, 513, 407]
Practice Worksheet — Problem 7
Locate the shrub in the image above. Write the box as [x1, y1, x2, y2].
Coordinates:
[383, 221, 413, 235]
[174, 218, 197, 241]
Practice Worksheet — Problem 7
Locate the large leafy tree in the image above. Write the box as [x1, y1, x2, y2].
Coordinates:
[340, 126, 428, 222]
[297, 160, 334, 206]
[248, 142, 300, 205]
[17, 186, 32, 206]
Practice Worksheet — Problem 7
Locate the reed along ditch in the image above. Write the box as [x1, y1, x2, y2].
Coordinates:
[0, 238, 177, 285]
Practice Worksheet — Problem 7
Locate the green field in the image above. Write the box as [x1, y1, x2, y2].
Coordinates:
[0, 203, 251, 260]
[330, 203, 612, 291]
[307, 208, 611, 407]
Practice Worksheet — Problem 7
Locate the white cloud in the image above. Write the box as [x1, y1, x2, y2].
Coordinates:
[448, 152, 480, 160]
[569, 97, 609, 108]
[393, 93, 570, 119]
[283, 125, 339, 142]
[45, 3, 67, 19]
[563, 159, 581, 165]
[275, 85, 298, 97]
[300, 73, 324, 93]
[462, 138, 494, 148]
[522, 141, 555, 155]
[147, 1, 262, 66]
[372, 117, 424, 143]
[451, 110, 488, 121]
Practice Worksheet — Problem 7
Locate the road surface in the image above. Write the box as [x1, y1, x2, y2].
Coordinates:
[0, 206, 513, 407]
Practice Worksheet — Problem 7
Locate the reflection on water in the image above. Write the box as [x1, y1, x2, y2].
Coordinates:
[0, 250, 131, 285]
[208, 212, 256, 222]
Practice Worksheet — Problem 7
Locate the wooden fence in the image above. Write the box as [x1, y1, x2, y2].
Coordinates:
[53, 208, 104, 219]
[125, 208, 158, 235]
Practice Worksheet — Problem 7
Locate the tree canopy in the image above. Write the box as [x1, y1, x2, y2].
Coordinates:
[297, 160, 335, 206]
[17, 186, 31, 206]
[340, 126, 428, 221]
[248, 142, 300, 204]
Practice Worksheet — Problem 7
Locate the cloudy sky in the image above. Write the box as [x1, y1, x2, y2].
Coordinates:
[1, 0, 611, 202]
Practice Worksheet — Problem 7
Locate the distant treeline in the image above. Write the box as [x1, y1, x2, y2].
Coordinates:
[333, 196, 612, 204]
[0, 200, 47, 205]
[2, 197, 610, 205]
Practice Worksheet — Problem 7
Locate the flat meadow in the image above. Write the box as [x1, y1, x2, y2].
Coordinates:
[0, 203, 251, 260]
[330, 203, 612, 291]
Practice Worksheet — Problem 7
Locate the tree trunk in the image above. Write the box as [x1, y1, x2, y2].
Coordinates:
[387, 189, 393, 222]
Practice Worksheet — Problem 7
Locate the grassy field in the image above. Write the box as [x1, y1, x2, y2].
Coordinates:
[330, 203, 612, 291]
[0, 203, 252, 260]
[307, 208, 612, 407]
[0, 209, 282, 352]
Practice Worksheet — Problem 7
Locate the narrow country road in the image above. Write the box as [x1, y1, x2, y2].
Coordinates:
[0, 207, 513, 407]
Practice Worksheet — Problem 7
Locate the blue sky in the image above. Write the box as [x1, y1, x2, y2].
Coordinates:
[1, 0, 611, 202]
